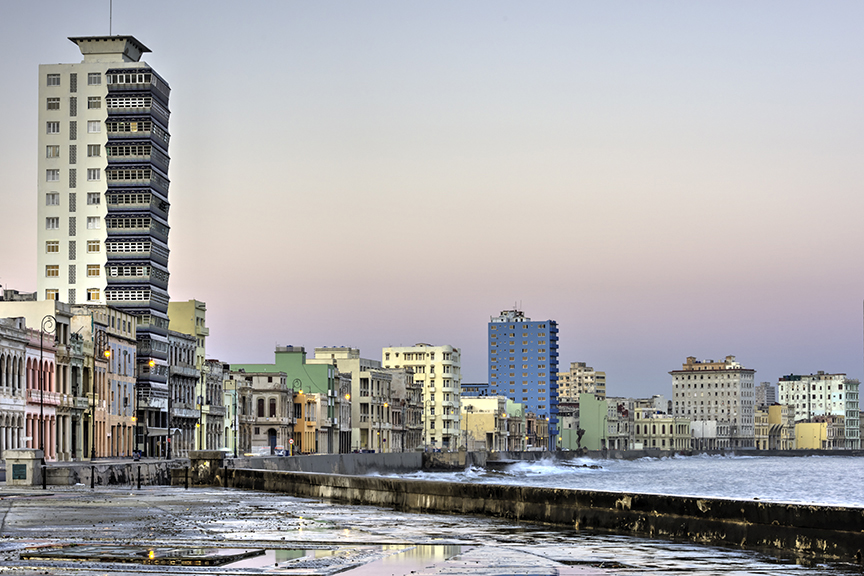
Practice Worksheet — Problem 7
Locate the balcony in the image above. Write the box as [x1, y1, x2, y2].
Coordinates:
[204, 405, 226, 417]
[27, 389, 61, 406]
[169, 365, 199, 378]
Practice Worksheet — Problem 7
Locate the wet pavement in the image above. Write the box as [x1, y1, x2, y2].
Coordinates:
[0, 485, 858, 575]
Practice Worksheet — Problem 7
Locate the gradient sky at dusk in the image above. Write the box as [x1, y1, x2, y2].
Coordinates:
[1, 1, 863, 399]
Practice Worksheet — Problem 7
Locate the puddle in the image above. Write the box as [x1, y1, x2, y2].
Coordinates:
[22, 544, 264, 566]
[224, 544, 463, 574]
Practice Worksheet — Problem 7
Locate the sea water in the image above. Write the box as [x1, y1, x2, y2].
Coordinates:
[390, 454, 864, 507]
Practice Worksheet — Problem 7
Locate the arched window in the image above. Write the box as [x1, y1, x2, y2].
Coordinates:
[269, 398, 276, 417]
[257, 398, 265, 417]
[652, 424, 656, 435]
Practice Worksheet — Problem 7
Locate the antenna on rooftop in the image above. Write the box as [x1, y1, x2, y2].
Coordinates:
[109, 0, 113, 35]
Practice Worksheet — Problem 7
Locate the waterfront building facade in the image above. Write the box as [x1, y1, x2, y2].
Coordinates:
[768, 404, 795, 450]
[777, 372, 860, 449]
[167, 330, 200, 457]
[201, 359, 227, 450]
[0, 300, 79, 460]
[633, 408, 690, 451]
[0, 318, 28, 458]
[229, 369, 292, 455]
[671, 355, 756, 449]
[487, 310, 559, 448]
[461, 396, 509, 451]
[168, 299, 209, 448]
[37, 36, 173, 457]
[236, 346, 339, 453]
[71, 305, 137, 457]
[383, 344, 462, 450]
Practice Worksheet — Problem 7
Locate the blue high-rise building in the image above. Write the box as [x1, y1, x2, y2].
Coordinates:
[487, 309, 559, 448]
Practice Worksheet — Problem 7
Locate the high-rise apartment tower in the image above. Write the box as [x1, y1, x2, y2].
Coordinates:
[487, 309, 559, 448]
[37, 36, 172, 455]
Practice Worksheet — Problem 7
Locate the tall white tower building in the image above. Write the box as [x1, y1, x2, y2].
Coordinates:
[37, 36, 172, 456]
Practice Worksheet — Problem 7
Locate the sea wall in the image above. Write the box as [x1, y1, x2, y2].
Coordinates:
[213, 463, 864, 563]
[45, 460, 174, 487]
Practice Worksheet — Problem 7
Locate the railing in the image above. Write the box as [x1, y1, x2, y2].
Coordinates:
[27, 389, 61, 406]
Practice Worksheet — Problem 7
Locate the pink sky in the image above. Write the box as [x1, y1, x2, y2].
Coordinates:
[1, 1, 862, 398]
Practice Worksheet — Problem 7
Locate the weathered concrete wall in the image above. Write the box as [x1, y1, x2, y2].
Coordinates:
[222, 467, 864, 563]
[46, 461, 174, 486]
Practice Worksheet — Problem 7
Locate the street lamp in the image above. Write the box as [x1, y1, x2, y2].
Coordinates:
[39, 315, 56, 490]
[93, 329, 110, 461]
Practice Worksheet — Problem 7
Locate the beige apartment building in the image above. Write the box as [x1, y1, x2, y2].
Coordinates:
[310, 348, 393, 452]
[671, 355, 755, 449]
[558, 362, 606, 399]
[383, 344, 462, 450]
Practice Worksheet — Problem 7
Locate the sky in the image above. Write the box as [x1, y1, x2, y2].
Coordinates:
[1, 1, 863, 399]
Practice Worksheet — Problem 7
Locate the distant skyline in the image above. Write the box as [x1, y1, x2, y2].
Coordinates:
[1, 1, 863, 399]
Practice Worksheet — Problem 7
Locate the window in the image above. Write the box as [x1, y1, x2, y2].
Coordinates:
[45, 265, 59, 277]
[269, 398, 276, 417]
[87, 168, 100, 181]
[46, 145, 60, 159]
[87, 264, 100, 277]
[87, 192, 101, 205]
[45, 241, 60, 254]
[46, 192, 60, 205]
[47, 97, 60, 110]
[46, 74, 61, 86]
[257, 398, 265, 417]
[86, 216, 100, 229]
[87, 144, 100, 157]
[86, 288, 100, 301]
[46, 217, 59, 230]
[46, 122, 60, 134]
[87, 121, 101, 133]
[87, 240, 100, 253]
[45, 289, 58, 301]
[87, 72, 101, 85]
[87, 96, 101, 109]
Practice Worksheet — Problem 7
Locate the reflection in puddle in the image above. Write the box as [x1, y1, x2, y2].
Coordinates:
[223, 544, 463, 574]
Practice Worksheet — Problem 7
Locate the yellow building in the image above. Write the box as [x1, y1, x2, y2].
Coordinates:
[292, 391, 320, 454]
[633, 408, 690, 451]
[768, 404, 794, 450]
[795, 422, 828, 450]
[754, 409, 769, 450]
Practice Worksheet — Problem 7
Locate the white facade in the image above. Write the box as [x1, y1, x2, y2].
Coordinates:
[777, 372, 860, 449]
[671, 355, 755, 449]
[383, 343, 462, 450]
[37, 37, 157, 305]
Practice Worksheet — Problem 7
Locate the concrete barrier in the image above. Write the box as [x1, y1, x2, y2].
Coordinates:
[219, 466, 864, 563]
[37, 460, 175, 487]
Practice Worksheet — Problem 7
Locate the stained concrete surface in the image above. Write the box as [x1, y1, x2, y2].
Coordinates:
[0, 486, 857, 575]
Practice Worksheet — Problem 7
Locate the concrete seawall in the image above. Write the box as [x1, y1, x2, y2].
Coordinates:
[212, 464, 864, 563]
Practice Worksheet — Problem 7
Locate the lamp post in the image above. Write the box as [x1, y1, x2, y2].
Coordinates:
[39, 315, 56, 490]
[93, 329, 110, 461]
[233, 385, 238, 458]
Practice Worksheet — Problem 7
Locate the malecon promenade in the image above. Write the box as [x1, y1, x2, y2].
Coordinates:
[0, 451, 861, 575]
